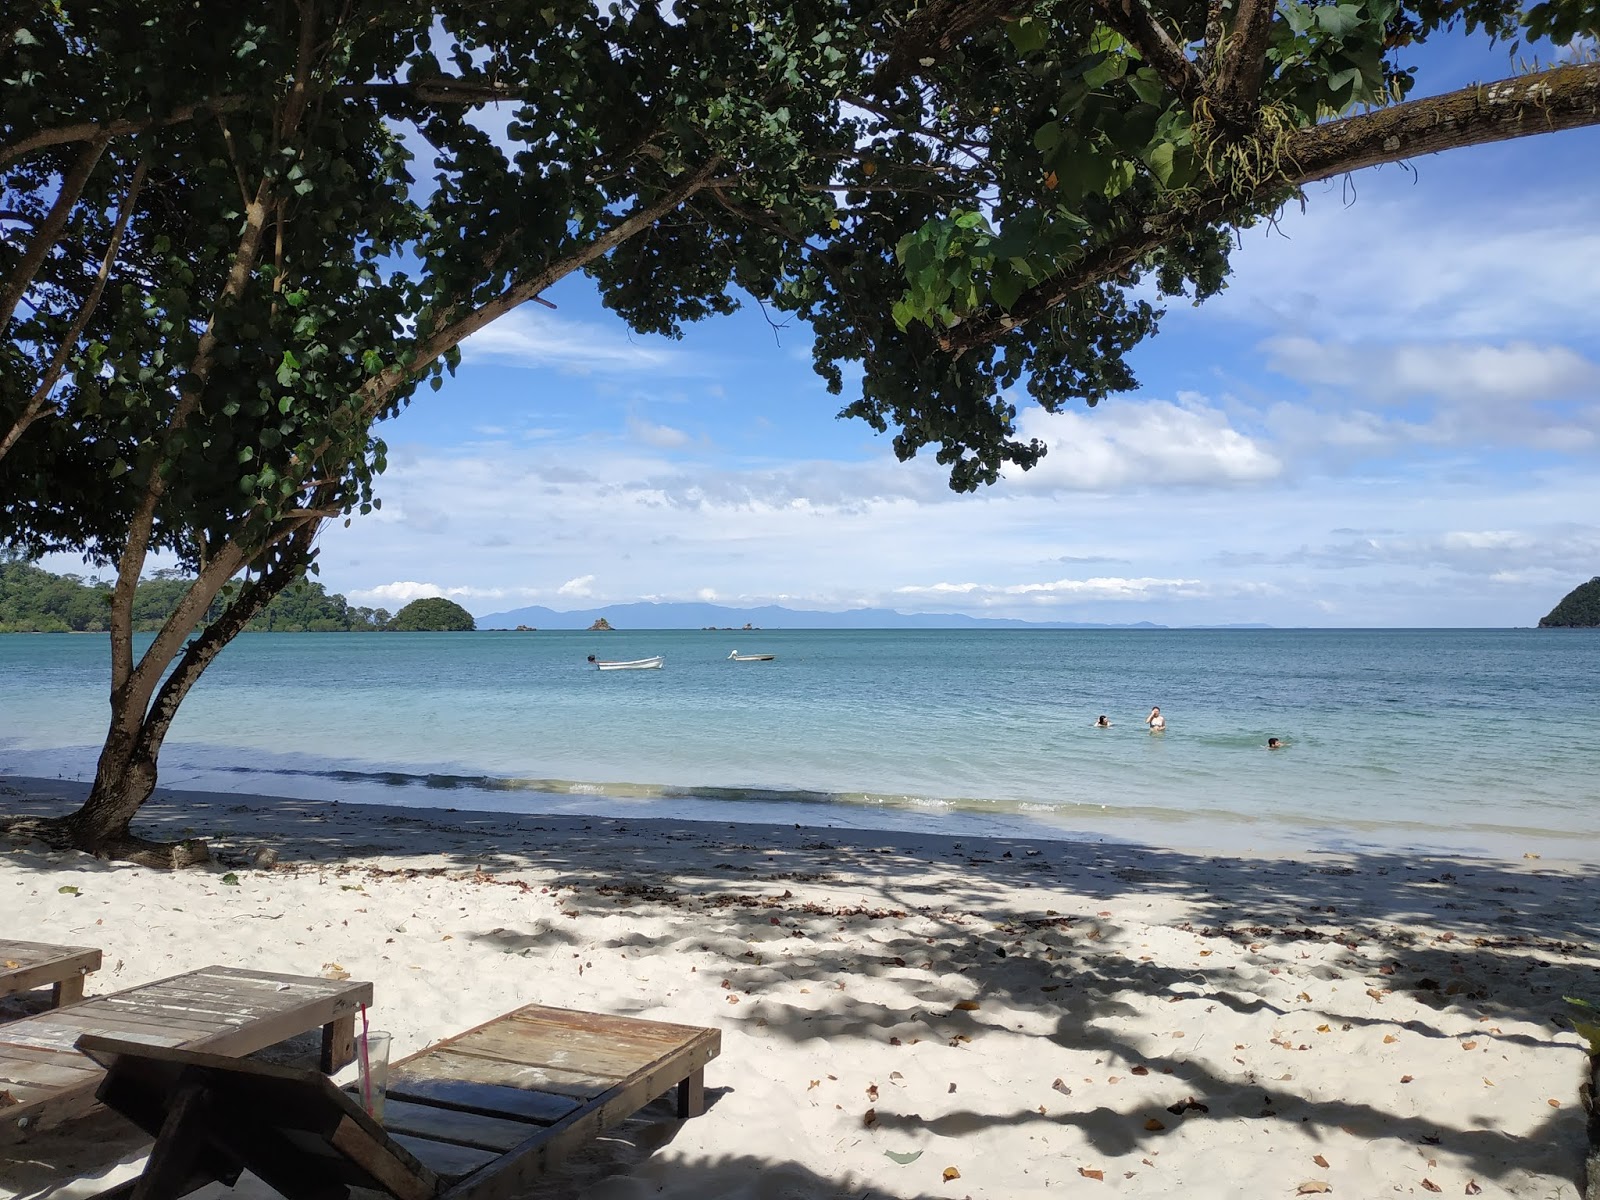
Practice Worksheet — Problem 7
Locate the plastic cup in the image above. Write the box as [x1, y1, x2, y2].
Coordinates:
[357, 1029, 392, 1122]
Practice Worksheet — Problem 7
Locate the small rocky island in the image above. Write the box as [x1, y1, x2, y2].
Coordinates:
[587, 617, 614, 631]
[1539, 577, 1600, 627]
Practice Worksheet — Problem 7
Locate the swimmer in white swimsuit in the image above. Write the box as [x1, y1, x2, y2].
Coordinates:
[1146, 706, 1165, 732]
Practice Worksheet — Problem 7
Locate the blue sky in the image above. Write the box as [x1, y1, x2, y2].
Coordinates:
[63, 29, 1600, 628]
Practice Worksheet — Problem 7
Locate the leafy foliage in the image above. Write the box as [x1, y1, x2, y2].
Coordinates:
[1539, 577, 1600, 628]
[388, 596, 475, 632]
[0, 558, 387, 632]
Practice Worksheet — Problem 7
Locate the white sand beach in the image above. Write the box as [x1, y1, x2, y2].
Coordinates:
[3, 777, 1596, 1200]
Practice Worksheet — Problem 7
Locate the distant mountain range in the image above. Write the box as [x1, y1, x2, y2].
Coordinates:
[475, 600, 1272, 631]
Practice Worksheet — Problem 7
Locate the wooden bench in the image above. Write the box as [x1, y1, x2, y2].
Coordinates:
[0, 940, 102, 1009]
[77, 1003, 721, 1200]
[0, 965, 372, 1144]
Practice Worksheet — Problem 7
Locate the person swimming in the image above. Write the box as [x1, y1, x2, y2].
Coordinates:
[1146, 706, 1165, 732]
[1094, 715, 1112, 727]
[1267, 737, 1284, 749]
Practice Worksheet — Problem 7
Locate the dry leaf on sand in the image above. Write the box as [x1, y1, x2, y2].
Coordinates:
[1078, 1168, 1105, 1181]
[1313, 1155, 1329, 1168]
[1295, 1182, 1331, 1195]
[942, 1167, 961, 1182]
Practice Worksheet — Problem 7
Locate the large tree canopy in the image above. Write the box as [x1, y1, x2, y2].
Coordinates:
[2, 0, 1595, 862]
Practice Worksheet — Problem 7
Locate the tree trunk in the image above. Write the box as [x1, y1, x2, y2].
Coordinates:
[23, 522, 322, 868]
[51, 720, 208, 869]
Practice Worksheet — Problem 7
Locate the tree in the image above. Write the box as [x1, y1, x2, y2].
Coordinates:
[3, 0, 1596, 864]
[750, 0, 1600, 488]
[1, 0, 860, 864]
[388, 597, 475, 631]
[1539, 578, 1600, 628]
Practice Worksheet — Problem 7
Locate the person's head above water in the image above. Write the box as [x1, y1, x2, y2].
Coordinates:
[1095, 715, 1110, 726]
[1267, 737, 1282, 749]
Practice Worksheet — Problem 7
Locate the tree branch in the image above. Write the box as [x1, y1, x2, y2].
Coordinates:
[354, 157, 723, 421]
[0, 78, 524, 168]
[0, 99, 251, 168]
[871, 0, 1036, 94]
[1090, 0, 1204, 102]
[1211, 0, 1278, 119]
[0, 156, 149, 464]
[133, 522, 319, 771]
[938, 61, 1600, 356]
[0, 135, 109, 330]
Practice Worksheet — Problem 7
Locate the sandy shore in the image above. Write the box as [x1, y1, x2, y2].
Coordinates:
[3, 777, 1596, 1200]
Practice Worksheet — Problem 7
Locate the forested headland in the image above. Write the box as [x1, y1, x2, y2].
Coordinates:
[0, 557, 389, 633]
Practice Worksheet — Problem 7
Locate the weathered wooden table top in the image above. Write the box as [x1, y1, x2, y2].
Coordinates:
[0, 965, 372, 1145]
[383, 1003, 721, 1193]
[0, 940, 102, 1002]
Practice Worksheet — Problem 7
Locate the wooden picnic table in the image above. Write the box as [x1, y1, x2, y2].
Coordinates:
[77, 1002, 721, 1200]
[0, 940, 102, 1009]
[0, 964, 372, 1145]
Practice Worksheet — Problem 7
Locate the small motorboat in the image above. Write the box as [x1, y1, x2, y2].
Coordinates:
[727, 650, 776, 662]
[588, 654, 663, 670]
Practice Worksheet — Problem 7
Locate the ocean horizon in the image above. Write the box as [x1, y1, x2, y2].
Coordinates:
[3, 627, 1596, 859]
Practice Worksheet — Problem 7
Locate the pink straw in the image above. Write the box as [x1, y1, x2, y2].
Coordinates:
[358, 1002, 373, 1115]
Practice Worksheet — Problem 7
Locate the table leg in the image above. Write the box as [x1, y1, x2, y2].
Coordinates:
[52, 973, 86, 1008]
[320, 1013, 356, 1073]
[131, 1080, 209, 1200]
[676, 1068, 705, 1119]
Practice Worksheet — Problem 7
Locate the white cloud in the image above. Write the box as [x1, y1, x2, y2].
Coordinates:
[1008, 396, 1281, 490]
[1264, 338, 1600, 405]
[627, 417, 691, 449]
[1256, 337, 1600, 457]
[893, 576, 1228, 606]
[345, 581, 446, 606]
[557, 575, 596, 598]
[343, 580, 509, 607]
[1211, 190, 1600, 341]
[462, 309, 691, 375]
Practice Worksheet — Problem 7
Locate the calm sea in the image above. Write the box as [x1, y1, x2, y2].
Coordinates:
[2, 629, 1596, 857]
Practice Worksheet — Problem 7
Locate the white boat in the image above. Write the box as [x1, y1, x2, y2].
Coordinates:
[727, 650, 776, 662]
[588, 655, 663, 671]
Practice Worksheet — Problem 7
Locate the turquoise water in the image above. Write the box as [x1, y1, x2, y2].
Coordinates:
[2, 629, 1597, 855]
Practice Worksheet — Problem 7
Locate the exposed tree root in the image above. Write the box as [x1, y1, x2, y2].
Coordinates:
[3, 815, 210, 869]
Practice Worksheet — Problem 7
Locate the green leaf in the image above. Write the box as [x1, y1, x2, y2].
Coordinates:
[1033, 121, 1064, 153]
[220, 872, 240, 886]
[1126, 70, 1165, 106]
[58, 885, 80, 895]
[1282, 2, 1315, 34]
[1006, 15, 1048, 54]
[990, 266, 1024, 312]
[1146, 141, 1176, 186]
[1313, 4, 1364, 37]
[885, 1150, 923, 1165]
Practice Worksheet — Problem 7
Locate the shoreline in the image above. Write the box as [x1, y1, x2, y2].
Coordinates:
[4, 776, 1597, 1199]
[6, 769, 1597, 864]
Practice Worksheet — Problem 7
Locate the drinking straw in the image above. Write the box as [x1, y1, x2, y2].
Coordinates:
[358, 1002, 373, 1114]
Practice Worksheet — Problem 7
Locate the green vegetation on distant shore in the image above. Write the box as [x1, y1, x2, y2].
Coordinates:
[389, 597, 475, 632]
[1540, 577, 1600, 628]
[0, 557, 390, 633]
